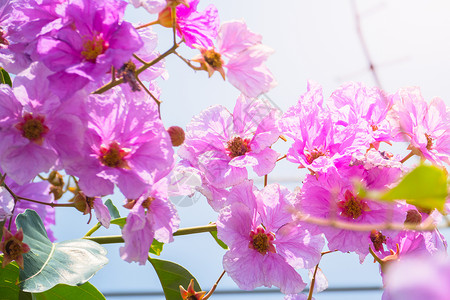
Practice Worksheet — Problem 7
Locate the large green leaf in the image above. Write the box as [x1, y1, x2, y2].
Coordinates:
[104, 199, 120, 220]
[16, 209, 109, 293]
[0, 255, 20, 299]
[149, 258, 201, 300]
[0, 68, 12, 87]
[381, 165, 448, 211]
[32, 282, 105, 300]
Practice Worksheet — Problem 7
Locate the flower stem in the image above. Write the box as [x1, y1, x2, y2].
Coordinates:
[135, 20, 159, 30]
[84, 223, 101, 237]
[83, 224, 218, 244]
[17, 196, 75, 208]
[307, 250, 337, 300]
[93, 43, 179, 94]
[400, 151, 415, 163]
[204, 270, 226, 299]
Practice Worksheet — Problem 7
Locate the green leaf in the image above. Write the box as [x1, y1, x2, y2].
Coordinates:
[104, 199, 120, 219]
[0, 68, 12, 87]
[16, 209, 109, 293]
[149, 240, 164, 256]
[110, 217, 127, 228]
[32, 282, 105, 300]
[209, 230, 228, 250]
[0, 255, 20, 299]
[381, 165, 448, 211]
[149, 258, 201, 300]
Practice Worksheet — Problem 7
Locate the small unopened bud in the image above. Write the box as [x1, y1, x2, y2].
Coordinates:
[168, 126, 185, 147]
[404, 209, 422, 225]
[158, 7, 173, 28]
[50, 185, 64, 200]
[48, 171, 64, 187]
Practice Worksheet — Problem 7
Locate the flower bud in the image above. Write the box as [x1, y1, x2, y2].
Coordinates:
[168, 126, 185, 147]
[158, 7, 173, 28]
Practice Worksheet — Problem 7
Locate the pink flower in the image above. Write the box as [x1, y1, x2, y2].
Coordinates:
[0, 63, 87, 184]
[129, 0, 167, 14]
[391, 87, 450, 165]
[192, 20, 276, 97]
[66, 89, 174, 199]
[217, 182, 324, 294]
[120, 178, 179, 265]
[298, 164, 404, 262]
[36, 0, 143, 99]
[178, 94, 280, 191]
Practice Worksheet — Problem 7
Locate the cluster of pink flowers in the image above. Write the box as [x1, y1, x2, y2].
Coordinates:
[0, 0, 449, 299]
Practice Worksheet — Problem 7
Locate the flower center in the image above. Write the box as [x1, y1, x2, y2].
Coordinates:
[226, 137, 251, 158]
[141, 197, 155, 210]
[99, 141, 130, 168]
[370, 230, 386, 251]
[425, 133, 433, 150]
[0, 28, 8, 47]
[337, 190, 369, 219]
[15, 113, 49, 145]
[81, 34, 108, 62]
[203, 50, 222, 68]
[5, 239, 22, 260]
[371, 124, 379, 131]
[305, 148, 326, 164]
[249, 227, 276, 255]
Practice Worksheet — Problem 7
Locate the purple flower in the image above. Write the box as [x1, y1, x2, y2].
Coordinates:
[217, 182, 324, 294]
[178, 94, 280, 191]
[66, 89, 174, 199]
[36, 0, 143, 99]
[120, 178, 179, 265]
[192, 20, 276, 97]
[0, 63, 87, 184]
[172, 0, 219, 48]
[391, 87, 450, 165]
[298, 164, 404, 262]
[129, 0, 167, 14]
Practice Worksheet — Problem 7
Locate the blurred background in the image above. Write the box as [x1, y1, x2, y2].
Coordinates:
[53, 0, 450, 299]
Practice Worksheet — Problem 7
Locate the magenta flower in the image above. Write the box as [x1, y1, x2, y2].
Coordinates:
[0, 63, 87, 184]
[391, 87, 450, 165]
[36, 0, 143, 99]
[192, 20, 276, 97]
[217, 182, 324, 294]
[178, 94, 280, 190]
[120, 178, 179, 265]
[160, 0, 219, 49]
[66, 89, 174, 199]
[0, 0, 67, 74]
[298, 164, 404, 262]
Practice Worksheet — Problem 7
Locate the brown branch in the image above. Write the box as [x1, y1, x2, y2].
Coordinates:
[351, 0, 383, 89]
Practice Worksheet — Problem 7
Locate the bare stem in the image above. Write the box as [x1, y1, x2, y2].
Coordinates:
[17, 196, 75, 208]
[84, 223, 102, 237]
[135, 20, 159, 30]
[351, 0, 383, 88]
[307, 250, 336, 300]
[132, 54, 148, 65]
[400, 151, 415, 163]
[204, 270, 226, 300]
[93, 43, 179, 94]
[276, 154, 287, 162]
[171, 6, 177, 45]
[264, 175, 268, 187]
[135, 76, 162, 118]
[174, 52, 203, 70]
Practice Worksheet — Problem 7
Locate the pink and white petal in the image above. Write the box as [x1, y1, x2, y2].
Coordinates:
[228, 154, 258, 168]
[263, 253, 307, 294]
[251, 148, 279, 176]
[93, 198, 111, 228]
[217, 20, 262, 56]
[217, 202, 253, 249]
[223, 247, 266, 291]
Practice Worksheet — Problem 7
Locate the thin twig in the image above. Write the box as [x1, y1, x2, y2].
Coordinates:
[174, 51, 203, 70]
[400, 151, 415, 163]
[307, 250, 337, 300]
[351, 0, 383, 89]
[264, 175, 268, 187]
[133, 54, 148, 65]
[204, 270, 226, 299]
[276, 154, 287, 162]
[135, 76, 162, 118]
[135, 20, 159, 30]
